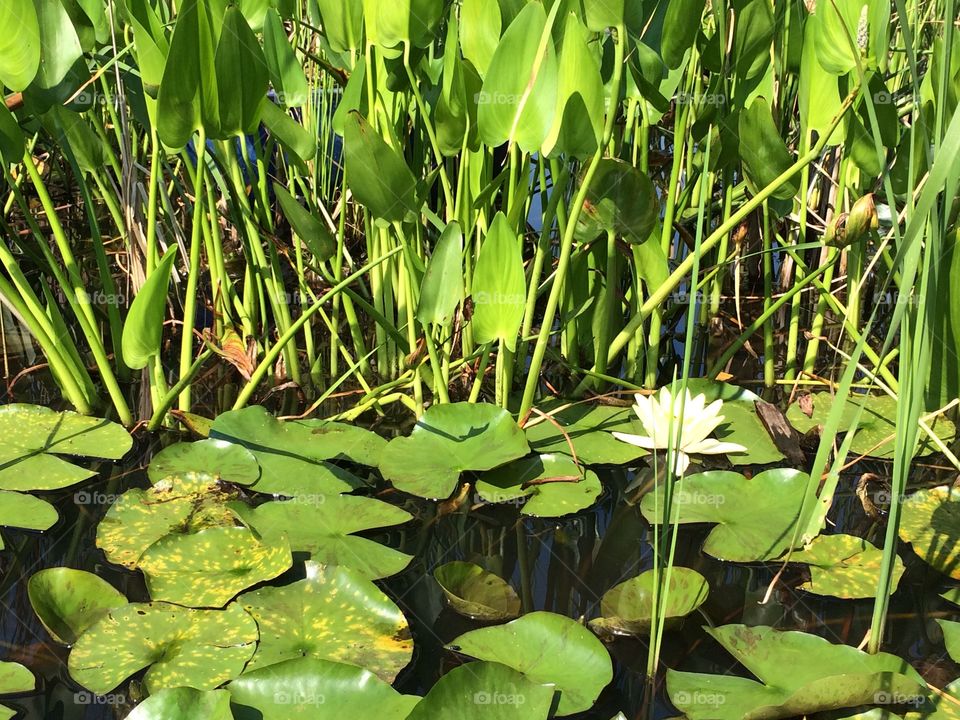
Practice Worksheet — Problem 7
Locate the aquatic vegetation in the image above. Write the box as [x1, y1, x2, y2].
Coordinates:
[434, 561, 521, 621]
[589, 567, 710, 636]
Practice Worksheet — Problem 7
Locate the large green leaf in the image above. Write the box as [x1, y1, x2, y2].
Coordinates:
[575, 159, 659, 243]
[789, 534, 904, 599]
[273, 183, 336, 262]
[640, 469, 813, 562]
[365, 0, 443, 49]
[0, 104, 24, 164]
[477, 1, 558, 152]
[28, 568, 127, 644]
[660, 0, 705, 68]
[900, 486, 960, 579]
[523, 401, 648, 465]
[69, 602, 258, 694]
[417, 221, 464, 327]
[126, 688, 234, 720]
[148, 439, 261, 486]
[313, 0, 363, 53]
[475, 454, 602, 517]
[0, 491, 59, 547]
[589, 567, 709, 636]
[434, 561, 521, 621]
[228, 658, 420, 719]
[668, 625, 926, 719]
[450, 612, 612, 716]
[378, 402, 530, 499]
[798, 19, 846, 145]
[459, 0, 500, 77]
[33, 0, 82, 89]
[239, 563, 413, 682]
[214, 5, 268, 137]
[229, 494, 413, 579]
[470, 212, 526, 351]
[813, 0, 868, 75]
[738, 96, 799, 201]
[581, 0, 623, 31]
[0, 659, 34, 720]
[122, 244, 177, 369]
[405, 662, 556, 720]
[0, 0, 40, 90]
[262, 8, 309, 107]
[261, 100, 316, 162]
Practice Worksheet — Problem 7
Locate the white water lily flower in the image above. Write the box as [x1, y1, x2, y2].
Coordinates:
[612, 387, 747, 475]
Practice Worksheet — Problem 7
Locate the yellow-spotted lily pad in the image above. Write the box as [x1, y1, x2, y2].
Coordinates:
[589, 567, 709, 636]
[434, 561, 521, 621]
[68, 602, 258, 694]
[899, 486, 960, 579]
[475, 454, 602, 517]
[789, 534, 904, 599]
[230, 494, 412, 579]
[148, 439, 261, 486]
[0, 491, 59, 549]
[238, 563, 412, 682]
[126, 688, 234, 720]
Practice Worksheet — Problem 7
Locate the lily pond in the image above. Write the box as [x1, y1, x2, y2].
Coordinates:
[3, 385, 960, 719]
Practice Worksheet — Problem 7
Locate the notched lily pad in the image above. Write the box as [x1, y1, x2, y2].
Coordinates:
[239, 563, 413, 683]
[789, 533, 904, 599]
[476, 454, 602, 517]
[148, 439, 260, 486]
[0, 490, 59, 548]
[523, 400, 649, 465]
[900, 486, 960, 579]
[68, 602, 258, 694]
[589, 567, 709, 636]
[434, 561, 520, 621]
[379, 402, 530, 499]
[28, 568, 127, 644]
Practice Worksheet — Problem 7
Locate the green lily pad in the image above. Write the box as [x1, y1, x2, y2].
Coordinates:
[523, 401, 649, 465]
[0, 490, 59, 548]
[210, 407, 367, 496]
[0, 404, 132, 491]
[126, 688, 234, 720]
[0, 661, 34, 693]
[641, 469, 813, 562]
[789, 534, 904, 599]
[786, 392, 956, 459]
[228, 657, 421, 719]
[28, 568, 127, 644]
[229, 494, 413, 579]
[475, 454, 602, 517]
[148, 439, 261, 486]
[589, 567, 709, 636]
[434, 561, 520, 621]
[379, 402, 530, 499]
[138, 525, 293, 607]
[668, 624, 927, 720]
[239, 563, 413, 683]
[405, 661, 556, 720]
[69, 602, 258, 694]
[899, 486, 960, 579]
[449, 612, 613, 716]
[941, 587, 960, 607]
[96, 481, 234, 569]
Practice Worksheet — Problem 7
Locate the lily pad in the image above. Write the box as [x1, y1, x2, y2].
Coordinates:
[589, 567, 709, 636]
[0, 404, 131, 491]
[475, 454, 602, 517]
[210, 407, 367, 495]
[228, 657, 420, 719]
[378, 402, 530, 499]
[28, 568, 127, 644]
[126, 688, 234, 720]
[148, 439, 261, 486]
[69, 602, 258, 694]
[789, 534, 904, 599]
[0, 660, 34, 720]
[0, 490, 59, 548]
[668, 624, 927, 720]
[523, 401, 648, 465]
[899, 486, 960, 579]
[640, 469, 813, 562]
[405, 661, 556, 720]
[786, 392, 955, 459]
[230, 494, 413, 579]
[238, 563, 413, 682]
[449, 612, 613, 716]
[434, 561, 521, 621]
[138, 526, 292, 607]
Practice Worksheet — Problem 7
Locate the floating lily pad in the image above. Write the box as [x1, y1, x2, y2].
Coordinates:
[138, 526, 292, 607]
[211, 407, 366, 495]
[0, 660, 34, 720]
[28, 568, 127, 644]
[590, 567, 709, 636]
[405, 661, 556, 720]
[449, 612, 613, 716]
[239, 563, 413, 683]
[0, 404, 131, 491]
[228, 657, 421, 719]
[434, 561, 521, 621]
[126, 688, 234, 720]
[523, 401, 648, 465]
[900, 486, 960, 579]
[668, 624, 927, 720]
[379, 402, 530, 499]
[641, 469, 813, 562]
[789, 534, 904, 599]
[0, 490, 59, 548]
[96, 481, 233, 569]
[69, 602, 258, 694]
[786, 392, 955, 459]
[476, 454, 603, 517]
[148, 439, 261, 486]
[230, 494, 412, 579]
